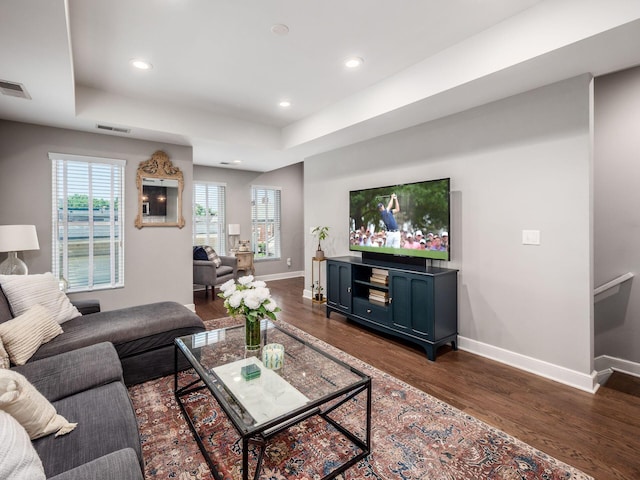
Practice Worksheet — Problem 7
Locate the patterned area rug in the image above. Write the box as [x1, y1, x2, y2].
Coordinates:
[128, 318, 592, 480]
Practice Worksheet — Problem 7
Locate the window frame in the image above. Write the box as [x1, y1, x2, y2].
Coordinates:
[251, 185, 282, 261]
[192, 181, 227, 254]
[50, 152, 125, 293]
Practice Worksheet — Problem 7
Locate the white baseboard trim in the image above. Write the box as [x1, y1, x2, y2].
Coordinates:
[255, 270, 304, 282]
[193, 272, 302, 303]
[594, 355, 640, 386]
[185, 303, 196, 312]
[458, 336, 599, 393]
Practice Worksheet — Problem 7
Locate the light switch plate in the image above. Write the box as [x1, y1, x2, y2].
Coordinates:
[522, 230, 541, 245]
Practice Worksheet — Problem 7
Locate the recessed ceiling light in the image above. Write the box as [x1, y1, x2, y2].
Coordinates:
[271, 24, 289, 36]
[278, 100, 291, 108]
[344, 56, 364, 69]
[130, 59, 153, 70]
[232, 159, 242, 164]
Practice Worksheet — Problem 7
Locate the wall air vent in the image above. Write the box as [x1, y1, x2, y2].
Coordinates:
[96, 124, 131, 134]
[0, 80, 31, 99]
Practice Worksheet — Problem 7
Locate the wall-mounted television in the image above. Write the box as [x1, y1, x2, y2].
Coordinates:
[349, 178, 450, 266]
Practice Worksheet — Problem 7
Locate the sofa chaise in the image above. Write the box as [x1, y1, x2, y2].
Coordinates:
[0, 277, 206, 385]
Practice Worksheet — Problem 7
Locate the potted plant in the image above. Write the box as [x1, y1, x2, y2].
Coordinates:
[311, 280, 324, 301]
[312, 226, 330, 259]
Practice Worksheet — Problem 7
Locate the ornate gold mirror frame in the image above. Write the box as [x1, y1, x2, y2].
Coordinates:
[135, 151, 185, 229]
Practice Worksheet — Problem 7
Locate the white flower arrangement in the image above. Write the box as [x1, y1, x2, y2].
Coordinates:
[218, 275, 281, 322]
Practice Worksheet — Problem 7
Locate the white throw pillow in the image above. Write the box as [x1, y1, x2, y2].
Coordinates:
[0, 369, 77, 439]
[0, 337, 9, 369]
[0, 272, 80, 324]
[0, 410, 46, 480]
[0, 304, 63, 365]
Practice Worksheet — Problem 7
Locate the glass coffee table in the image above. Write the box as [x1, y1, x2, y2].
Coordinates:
[174, 320, 371, 480]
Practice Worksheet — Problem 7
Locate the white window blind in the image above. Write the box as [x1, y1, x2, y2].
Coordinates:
[193, 182, 227, 253]
[251, 185, 281, 260]
[50, 153, 125, 292]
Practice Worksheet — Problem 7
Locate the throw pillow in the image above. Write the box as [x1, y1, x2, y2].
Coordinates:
[0, 304, 63, 365]
[202, 245, 222, 267]
[0, 338, 9, 369]
[0, 369, 77, 439]
[0, 272, 80, 324]
[0, 410, 46, 480]
[193, 246, 208, 260]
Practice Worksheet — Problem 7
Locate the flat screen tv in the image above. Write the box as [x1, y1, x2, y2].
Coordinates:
[349, 178, 450, 264]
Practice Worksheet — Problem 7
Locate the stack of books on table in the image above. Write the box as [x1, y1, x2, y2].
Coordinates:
[370, 268, 389, 286]
[368, 289, 389, 305]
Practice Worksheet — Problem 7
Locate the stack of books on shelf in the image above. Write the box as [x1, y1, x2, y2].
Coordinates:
[370, 268, 389, 286]
[368, 289, 389, 305]
[369, 268, 389, 304]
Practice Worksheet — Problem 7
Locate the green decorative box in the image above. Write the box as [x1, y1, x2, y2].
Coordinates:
[240, 363, 261, 380]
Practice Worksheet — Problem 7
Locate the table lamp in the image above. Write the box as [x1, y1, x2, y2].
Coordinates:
[228, 223, 240, 251]
[0, 225, 40, 275]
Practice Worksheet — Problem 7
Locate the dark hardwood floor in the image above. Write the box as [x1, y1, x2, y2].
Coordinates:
[195, 277, 640, 480]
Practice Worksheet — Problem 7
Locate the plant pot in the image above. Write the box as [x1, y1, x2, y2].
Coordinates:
[315, 294, 324, 301]
[315, 250, 325, 260]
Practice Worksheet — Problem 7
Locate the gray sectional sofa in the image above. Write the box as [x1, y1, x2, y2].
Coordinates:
[1, 286, 206, 479]
[12, 343, 144, 479]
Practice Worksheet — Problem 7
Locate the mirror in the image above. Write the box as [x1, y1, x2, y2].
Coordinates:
[135, 151, 185, 228]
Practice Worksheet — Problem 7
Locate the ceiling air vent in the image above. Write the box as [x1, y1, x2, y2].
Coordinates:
[96, 124, 131, 134]
[0, 80, 31, 99]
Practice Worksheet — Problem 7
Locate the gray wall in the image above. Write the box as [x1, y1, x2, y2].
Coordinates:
[594, 66, 640, 364]
[0, 120, 194, 310]
[304, 75, 594, 382]
[193, 162, 304, 277]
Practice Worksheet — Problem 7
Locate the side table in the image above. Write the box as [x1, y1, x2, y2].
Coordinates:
[235, 251, 255, 275]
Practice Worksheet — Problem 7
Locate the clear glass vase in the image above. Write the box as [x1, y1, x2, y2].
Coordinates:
[245, 317, 261, 352]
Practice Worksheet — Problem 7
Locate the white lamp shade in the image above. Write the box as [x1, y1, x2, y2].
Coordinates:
[0, 225, 40, 252]
[228, 224, 241, 236]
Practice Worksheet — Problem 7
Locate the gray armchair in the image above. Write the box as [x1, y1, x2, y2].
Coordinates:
[193, 255, 238, 299]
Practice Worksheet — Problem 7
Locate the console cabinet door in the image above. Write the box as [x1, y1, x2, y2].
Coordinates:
[327, 260, 352, 313]
[390, 272, 434, 340]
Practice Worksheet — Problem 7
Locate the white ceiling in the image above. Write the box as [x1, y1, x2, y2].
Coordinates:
[2, 0, 640, 172]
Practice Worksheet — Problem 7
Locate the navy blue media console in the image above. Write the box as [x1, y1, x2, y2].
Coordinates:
[326, 256, 458, 361]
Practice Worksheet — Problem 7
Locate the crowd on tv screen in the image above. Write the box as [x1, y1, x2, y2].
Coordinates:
[350, 226, 448, 251]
